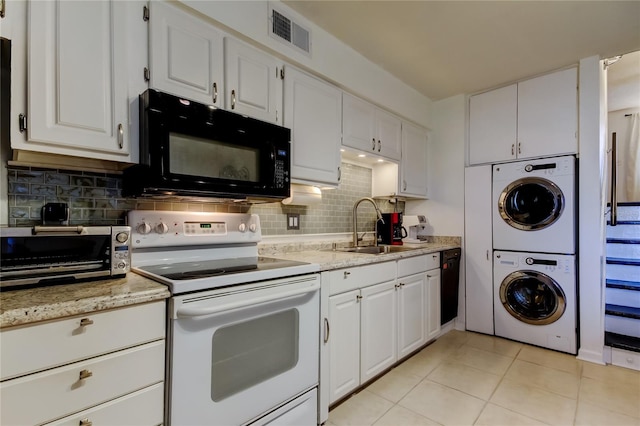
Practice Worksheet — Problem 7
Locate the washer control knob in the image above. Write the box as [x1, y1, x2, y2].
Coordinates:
[137, 222, 152, 235]
[155, 222, 169, 234]
[239, 223, 247, 233]
[525, 164, 533, 172]
[526, 257, 534, 265]
[115, 232, 129, 243]
[249, 223, 257, 233]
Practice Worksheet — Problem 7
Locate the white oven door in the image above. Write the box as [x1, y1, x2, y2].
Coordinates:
[168, 274, 320, 426]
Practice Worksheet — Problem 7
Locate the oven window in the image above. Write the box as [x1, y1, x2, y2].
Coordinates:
[210, 309, 299, 402]
[170, 132, 260, 182]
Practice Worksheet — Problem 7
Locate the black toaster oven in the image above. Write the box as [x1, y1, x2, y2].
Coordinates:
[0, 226, 131, 289]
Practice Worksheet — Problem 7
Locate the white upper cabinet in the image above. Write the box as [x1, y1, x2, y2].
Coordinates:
[469, 67, 577, 165]
[342, 93, 401, 161]
[224, 38, 283, 125]
[517, 68, 578, 160]
[469, 84, 517, 164]
[372, 121, 429, 199]
[15, 0, 145, 162]
[284, 66, 342, 187]
[400, 122, 429, 198]
[148, 1, 223, 107]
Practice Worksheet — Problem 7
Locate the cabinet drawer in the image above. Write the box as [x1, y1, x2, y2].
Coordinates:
[398, 253, 440, 277]
[45, 382, 164, 426]
[0, 340, 165, 426]
[1, 302, 165, 380]
[328, 261, 396, 295]
[611, 348, 640, 371]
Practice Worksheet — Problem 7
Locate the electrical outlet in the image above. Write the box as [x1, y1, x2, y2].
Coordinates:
[287, 213, 300, 230]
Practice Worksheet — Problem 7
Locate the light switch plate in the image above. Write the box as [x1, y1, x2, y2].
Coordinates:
[287, 213, 300, 230]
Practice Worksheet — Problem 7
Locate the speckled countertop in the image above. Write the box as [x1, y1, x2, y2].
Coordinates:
[0, 236, 460, 329]
[260, 236, 461, 270]
[0, 274, 170, 329]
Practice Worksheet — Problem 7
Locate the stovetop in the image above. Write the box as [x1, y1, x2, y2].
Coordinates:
[127, 210, 319, 294]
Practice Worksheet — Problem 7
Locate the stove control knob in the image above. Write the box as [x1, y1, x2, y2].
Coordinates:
[239, 223, 247, 233]
[155, 222, 169, 234]
[137, 222, 152, 235]
[115, 232, 129, 243]
[249, 223, 257, 233]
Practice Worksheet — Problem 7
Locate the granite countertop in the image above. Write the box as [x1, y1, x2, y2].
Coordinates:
[260, 236, 461, 271]
[269, 242, 459, 270]
[0, 236, 460, 329]
[0, 274, 170, 329]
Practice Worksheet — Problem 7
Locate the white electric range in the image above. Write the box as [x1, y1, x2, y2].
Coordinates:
[128, 210, 320, 426]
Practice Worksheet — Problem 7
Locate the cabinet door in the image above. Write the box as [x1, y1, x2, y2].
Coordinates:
[225, 38, 282, 124]
[397, 273, 426, 359]
[468, 84, 517, 165]
[400, 122, 429, 198]
[360, 281, 397, 384]
[342, 93, 376, 153]
[328, 290, 360, 404]
[25, 0, 132, 159]
[464, 165, 494, 334]
[149, 1, 224, 107]
[517, 68, 577, 159]
[375, 109, 402, 160]
[425, 269, 441, 341]
[284, 66, 341, 186]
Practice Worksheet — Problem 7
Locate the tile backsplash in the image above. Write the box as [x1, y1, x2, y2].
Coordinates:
[7, 162, 403, 235]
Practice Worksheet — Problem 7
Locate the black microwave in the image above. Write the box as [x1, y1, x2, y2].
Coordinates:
[123, 89, 291, 201]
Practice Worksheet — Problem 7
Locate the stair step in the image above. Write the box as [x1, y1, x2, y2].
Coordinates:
[606, 263, 640, 282]
[607, 220, 640, 226]
[605, 332, 640, 353]
[606, 257, 640, 266]
[606, 238, 640, 245]
[605, 304, 640, 320]
[605, 241, 640, 259]
[606, 279, 640, 291]
[605, 314, 640, 338]
[606, 287, 640, 309]
[605, 223, 640, 240]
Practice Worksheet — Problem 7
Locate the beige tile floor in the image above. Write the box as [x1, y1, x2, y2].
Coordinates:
[327, 330, 640, 426]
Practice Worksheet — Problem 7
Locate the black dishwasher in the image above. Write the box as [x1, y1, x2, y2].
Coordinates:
[441, 249, 461, 325]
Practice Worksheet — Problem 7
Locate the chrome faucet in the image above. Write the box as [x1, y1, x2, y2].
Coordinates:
[352, 197, 384, 247]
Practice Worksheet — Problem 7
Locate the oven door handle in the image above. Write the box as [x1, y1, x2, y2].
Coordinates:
[176, 283, 319, 318]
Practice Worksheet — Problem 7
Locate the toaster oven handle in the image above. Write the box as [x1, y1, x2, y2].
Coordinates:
[33, 226, 84, 234]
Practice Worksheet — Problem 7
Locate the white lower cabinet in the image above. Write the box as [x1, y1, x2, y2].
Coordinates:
[0, 302, 166, 425]
[328, 289, 361, 404]
[360, 281, 398, 383]
[426, 268, 442, 341]
[397, 272, 426, 358]
[322, 254, 442, 410]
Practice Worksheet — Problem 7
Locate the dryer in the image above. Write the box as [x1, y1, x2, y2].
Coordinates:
[492, 156, 575, 254]
[493, 250, 576, 354]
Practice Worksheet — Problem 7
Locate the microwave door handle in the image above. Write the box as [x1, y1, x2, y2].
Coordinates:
[176, 282, 319, 318]
[33, 226, 84, 234]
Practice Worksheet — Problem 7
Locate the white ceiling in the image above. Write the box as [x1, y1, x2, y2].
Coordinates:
[282, 1, 640, 101]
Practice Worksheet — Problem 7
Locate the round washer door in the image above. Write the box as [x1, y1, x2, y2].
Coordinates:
[499, 270, 566, 325]
[498, 177, 564, 231]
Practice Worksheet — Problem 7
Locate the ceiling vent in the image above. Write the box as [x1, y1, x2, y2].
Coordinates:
[269, 7, 311, 56]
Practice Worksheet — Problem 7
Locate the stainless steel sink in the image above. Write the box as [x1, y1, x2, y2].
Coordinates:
[329, 245, 420, 255]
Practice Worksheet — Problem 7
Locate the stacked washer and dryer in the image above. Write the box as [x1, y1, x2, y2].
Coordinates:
[492, 155, 577, 354]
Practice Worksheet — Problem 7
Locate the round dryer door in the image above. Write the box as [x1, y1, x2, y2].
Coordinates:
[499, 270, 566, 325]
[498, 177, 564, 231]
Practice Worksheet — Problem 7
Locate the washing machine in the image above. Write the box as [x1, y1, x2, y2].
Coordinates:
[492, 155, 575, 254]
[493, 250, 576, 354]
